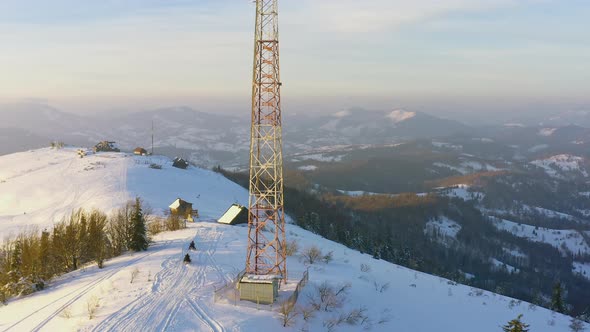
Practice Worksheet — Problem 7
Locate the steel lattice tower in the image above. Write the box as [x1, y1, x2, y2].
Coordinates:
[245, 0, 286, 280]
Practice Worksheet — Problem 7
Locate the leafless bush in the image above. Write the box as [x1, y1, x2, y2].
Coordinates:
[322, 251, 334, 264]
[285, 239, 299, 256]
[130, 268, 139, 284]
[302, 245, 323, 265]
[309, 282, 351, 312]
[59, 306, 72, 319]
[147, 220, 163, 235]
[360, 263, 371, 273]
[87, 295, 100, 320]
[373, 281, 390, 293]
[323, 306, 369, 332]
[299, 305, 317, 321]
[569, 317, 586, 332]
[165, 214, 185, 231]
[278, 302, 299, 327]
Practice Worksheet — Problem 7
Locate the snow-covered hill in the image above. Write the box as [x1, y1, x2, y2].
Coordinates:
[531, 154, 589, 179]
[0, 148, 584, 331]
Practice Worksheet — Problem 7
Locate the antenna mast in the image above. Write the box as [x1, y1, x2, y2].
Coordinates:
[246, 0, 286, 281]
[151, 120, 154, 155]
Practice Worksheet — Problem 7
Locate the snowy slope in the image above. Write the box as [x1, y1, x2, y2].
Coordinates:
[0, 148, 244, 239]
[531, 154, 588, 178]
[491, 217, 590, 255]
[0, 149, 584, 331]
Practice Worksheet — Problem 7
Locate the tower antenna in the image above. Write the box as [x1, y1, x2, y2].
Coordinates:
[245, 0, 286, 281]
[151, 119, 154, 155]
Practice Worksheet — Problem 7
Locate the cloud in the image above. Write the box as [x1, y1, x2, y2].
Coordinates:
[287, 0, 525, 33]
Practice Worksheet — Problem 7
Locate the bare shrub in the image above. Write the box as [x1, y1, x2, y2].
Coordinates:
[130, 267, 139, 284]
[309, 282, 351, 312]
[360, 263, 371, 273]
[147, 220, 163, 235]
[344, 306, 369, 325]
[373, 281, 390, 293]
[322, 251, 334, 264]
[165, 214, 185, 231]
[278, 302, 299, 327]
[323, 307, 369, 332]
[569, 317, 586, 332]
[59, 306, 72, 319]
[299, 305, 317, 321]
[285, 239, 299, 256]
[87, 295, 100, 320]
[302, 245, 323, 265]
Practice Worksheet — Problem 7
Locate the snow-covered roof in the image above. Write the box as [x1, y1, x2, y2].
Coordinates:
[169, 198, 191, 210]
[218, 204, 245, 224]
[169, 199, 181, 209]
[241, 274, 282, 283]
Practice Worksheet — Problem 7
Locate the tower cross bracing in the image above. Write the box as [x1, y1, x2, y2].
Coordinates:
[245, 0, 286, 281]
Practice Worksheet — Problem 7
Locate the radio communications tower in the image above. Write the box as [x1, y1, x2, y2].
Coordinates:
[245, 0, 286, 281]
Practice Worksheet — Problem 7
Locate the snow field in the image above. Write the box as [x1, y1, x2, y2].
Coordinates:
[0, 149, 586, 331]
[490, 217, 590, 255]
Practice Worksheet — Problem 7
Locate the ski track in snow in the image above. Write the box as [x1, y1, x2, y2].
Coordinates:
[93, 227, 226, 332]
[1, 241, 172, 332]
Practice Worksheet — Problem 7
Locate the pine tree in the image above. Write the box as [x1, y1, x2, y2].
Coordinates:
[129, 198, 148, 252]
[552, 282, 565, 314]
[502, 314, 530, 332]
[78, 212, 88, 263]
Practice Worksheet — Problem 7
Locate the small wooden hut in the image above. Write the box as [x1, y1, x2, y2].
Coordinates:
[169, 198, 198, 221]
[134, 147, 147, 156]
[218, 204, 249, 225]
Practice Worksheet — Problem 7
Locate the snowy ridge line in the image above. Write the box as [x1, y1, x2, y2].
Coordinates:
[2, 241, 170, 332]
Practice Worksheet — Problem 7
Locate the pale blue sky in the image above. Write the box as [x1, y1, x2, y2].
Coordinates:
[0, 0, 588, 116]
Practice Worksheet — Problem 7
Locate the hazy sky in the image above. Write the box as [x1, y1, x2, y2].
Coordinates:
[0, 0, 588, 117]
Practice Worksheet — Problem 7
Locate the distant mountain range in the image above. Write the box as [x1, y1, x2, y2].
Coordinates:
[1, 102, 589, 166]
[0, 103, 471, 165]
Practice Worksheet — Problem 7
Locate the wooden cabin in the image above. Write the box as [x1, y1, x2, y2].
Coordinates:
[169, 198, 198, 221]
[218, 204, 249, 225]
[134, 147, 148, 156]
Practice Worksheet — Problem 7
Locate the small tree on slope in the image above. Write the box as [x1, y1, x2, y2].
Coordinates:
[552, 282, 565, 314]
[502, 314, 530, 332]
[129, 198, 149, 252]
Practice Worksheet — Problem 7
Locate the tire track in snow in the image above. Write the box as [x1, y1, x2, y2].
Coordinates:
[93, 227, 226, 332]
[2, 241, 169, 332]
[186, 298, 222, 332]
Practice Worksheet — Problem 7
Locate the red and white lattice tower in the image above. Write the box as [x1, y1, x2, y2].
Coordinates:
[245, 0, 287, 281]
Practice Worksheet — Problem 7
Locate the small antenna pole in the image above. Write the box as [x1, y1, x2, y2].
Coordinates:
[151, 120, 154, 155]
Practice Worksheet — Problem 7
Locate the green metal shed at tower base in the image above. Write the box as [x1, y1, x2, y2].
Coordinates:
[238, 274, 281, 304]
